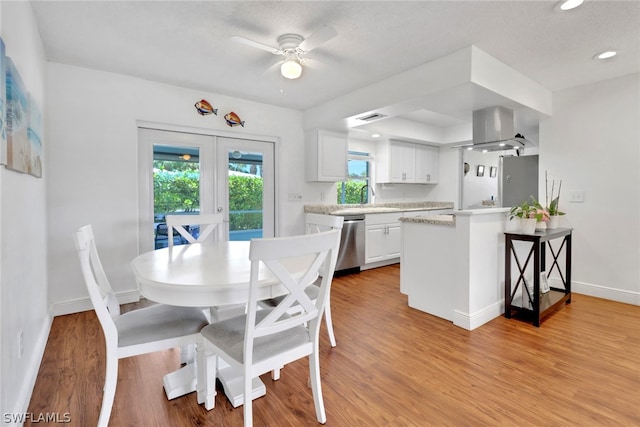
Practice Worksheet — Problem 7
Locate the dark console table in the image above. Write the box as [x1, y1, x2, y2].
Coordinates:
[504, 227, 572, 326]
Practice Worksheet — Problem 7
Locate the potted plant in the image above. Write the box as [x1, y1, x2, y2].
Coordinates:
[544, 171, 565, 229]
[530, 196, 550, 230]
[509, 197, 549, 234]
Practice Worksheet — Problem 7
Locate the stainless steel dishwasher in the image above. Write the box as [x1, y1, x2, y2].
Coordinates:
[335, 214, 365, 273]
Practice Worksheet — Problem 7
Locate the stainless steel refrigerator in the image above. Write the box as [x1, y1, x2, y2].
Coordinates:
[499, 155, 538, 207]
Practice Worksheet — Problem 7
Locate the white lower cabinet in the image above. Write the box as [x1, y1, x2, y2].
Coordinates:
[365, 213, 402, 264]
[402, 209, 453, 218]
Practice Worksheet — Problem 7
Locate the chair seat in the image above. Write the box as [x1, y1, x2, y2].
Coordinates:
[201, 309, 310, 365]
[116, 304, 209, 348]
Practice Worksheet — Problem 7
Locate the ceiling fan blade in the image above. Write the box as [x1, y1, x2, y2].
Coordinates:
[262, 57, 283, 76]
[299, 25, 337, 52]
[230, 35, 281, 54]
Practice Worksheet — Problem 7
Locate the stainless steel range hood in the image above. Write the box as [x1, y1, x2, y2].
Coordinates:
[454, 106, 532, 152]
[472, 106, 532, 151]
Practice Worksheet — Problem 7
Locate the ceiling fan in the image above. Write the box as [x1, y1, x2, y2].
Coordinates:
[230, 25, 337, 79]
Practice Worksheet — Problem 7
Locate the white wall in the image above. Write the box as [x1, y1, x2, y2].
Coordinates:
[0, 1, 49, 421]
[46, 63, 309, 314]
[539, 73, 640, 304]
[461, 149, 500, 209]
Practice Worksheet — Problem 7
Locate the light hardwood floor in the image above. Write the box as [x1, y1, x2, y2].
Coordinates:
[27, 264, 639, 426]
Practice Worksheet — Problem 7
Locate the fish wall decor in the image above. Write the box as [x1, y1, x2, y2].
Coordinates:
[194, 99, 217, 116]
[224, 112, 245, 127]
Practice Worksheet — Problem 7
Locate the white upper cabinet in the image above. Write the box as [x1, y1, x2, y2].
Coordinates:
[415, 144, 439, 184]
[377, 140, 439, 184]
[389, 141, 416, 182]
[305, 129, 348, 182]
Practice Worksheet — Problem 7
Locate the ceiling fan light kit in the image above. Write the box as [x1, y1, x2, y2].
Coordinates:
[231, 25, 337, 80]
[281, 58, 302, 79]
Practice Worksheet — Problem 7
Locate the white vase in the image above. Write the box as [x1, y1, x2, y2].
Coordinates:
[520, 218, 537, 234]
[548, 215, 560, 229]
[536, 221, 547, 231]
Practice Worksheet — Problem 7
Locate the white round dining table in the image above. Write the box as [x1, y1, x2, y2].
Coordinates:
[131, 241, 314, 308]
[130, 240, 316, 406]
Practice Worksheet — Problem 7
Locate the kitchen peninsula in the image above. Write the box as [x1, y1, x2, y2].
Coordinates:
[305, 201, 454, 271]
[304, 201, 454, 216]
[400, 208, 516, 330]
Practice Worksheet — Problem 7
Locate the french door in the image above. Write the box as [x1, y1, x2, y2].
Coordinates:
[137, 128, 275, 252]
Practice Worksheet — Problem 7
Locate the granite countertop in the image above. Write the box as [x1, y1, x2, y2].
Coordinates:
[304, 201, 454, 215]
[400, 214, 456, 226]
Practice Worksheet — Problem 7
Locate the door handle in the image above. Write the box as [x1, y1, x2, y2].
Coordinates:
[217, 207, 224, 213]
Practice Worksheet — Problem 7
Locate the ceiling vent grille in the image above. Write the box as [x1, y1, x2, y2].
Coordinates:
[356, 113, 387, 122]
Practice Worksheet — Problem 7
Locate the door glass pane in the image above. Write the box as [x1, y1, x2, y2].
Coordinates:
[153, 144, 200, 248]
[227, 150, 263, 241]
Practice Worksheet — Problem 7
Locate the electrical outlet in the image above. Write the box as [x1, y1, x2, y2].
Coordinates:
[287, 192, 302, 201]
[569, 191, 585, 203]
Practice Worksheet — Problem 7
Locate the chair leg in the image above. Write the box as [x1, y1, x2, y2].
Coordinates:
[324, 301, 337, 348]
[196, 341, 206, 404]
[97, 350, 118, 427]
[180, 343, 195, 365]
[271, 366, 283, 381]
[243, 371, 253, 427]
[202, 348, 217, 410]
[309, 351, 327, 424]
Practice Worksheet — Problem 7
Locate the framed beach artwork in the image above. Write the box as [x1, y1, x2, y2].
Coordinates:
[28, 94, 42, 177]
[0, 38, 6, 165]
[5, 56, 37, 175]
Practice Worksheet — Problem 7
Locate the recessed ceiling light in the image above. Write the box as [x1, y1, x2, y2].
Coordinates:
[466, 147, 473, 151]
[555, 0, 584, 11]
[593, 50, 618, 60]
[371, 133, 381, 138]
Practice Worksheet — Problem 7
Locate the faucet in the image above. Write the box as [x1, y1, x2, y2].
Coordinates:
[359, 184, 376, 204]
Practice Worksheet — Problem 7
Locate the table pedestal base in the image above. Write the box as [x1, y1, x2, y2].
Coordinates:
[218, 367, 266, 407]
[163, 363, 197, 400]
[162, 360, 266, 407]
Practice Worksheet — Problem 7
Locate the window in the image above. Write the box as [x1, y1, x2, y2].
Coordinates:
[337, 151, 372, 204]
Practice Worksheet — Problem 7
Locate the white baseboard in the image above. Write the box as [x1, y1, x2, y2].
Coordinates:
[11, 311, 53, 427]
[551, 278, 640, 306]
[52, 289, 141, 316]
[453, 300, 504, 331]
[360, 258, 399, 271]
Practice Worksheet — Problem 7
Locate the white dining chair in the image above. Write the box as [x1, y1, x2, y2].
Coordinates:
[166, 213, 244, 324]
[166, 213, 224, 247]
[196, 229, 341, 426]
[74, 225, 209, 427]
[260, 213, 344, 347]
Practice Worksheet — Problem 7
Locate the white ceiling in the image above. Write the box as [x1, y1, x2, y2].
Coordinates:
[30, 0, 640, 134]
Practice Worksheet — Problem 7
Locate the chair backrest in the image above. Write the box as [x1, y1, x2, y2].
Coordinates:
[244, 230, 341, 361]
[74, 225, 120, 343]
[165, 213, 223, 247]
[305, 213, 344, 234]
[305, 214, 343, 276]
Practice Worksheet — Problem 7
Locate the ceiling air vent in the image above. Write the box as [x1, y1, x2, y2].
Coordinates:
[356, 113, 387, 122]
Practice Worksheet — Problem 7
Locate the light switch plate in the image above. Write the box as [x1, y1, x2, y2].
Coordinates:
[569, 191, 585, 203]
